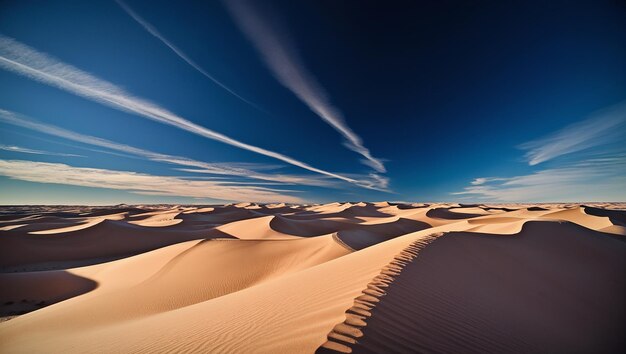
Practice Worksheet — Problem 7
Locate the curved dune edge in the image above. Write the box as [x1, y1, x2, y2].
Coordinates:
[217, 215, 301, 240]
[29, 218, 107, 234]
[0, 203, 624, 353]
[320, 221, 626, 353]
[0, 271, 98, 320]
[318, 232, 443, 353]
[331, 233, 356, 252]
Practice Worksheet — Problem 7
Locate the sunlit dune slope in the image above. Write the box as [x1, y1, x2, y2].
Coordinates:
[0, 202, 624, 353]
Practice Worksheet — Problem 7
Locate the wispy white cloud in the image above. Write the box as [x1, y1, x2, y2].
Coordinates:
[456, 102, 626, 202]
[0, 143, 83, 157]
[0, 159, 303, 203]
[340, 172, 391, 193]
[456, 102, 626, 201]
[0, 108, 337, 187]
[114, 0, 266, 113]
[454, 155, 626, 202]
[223, 0, 386, 173]
[0, 34, 388, 189]
[470, 177, 507, 186]
[519, 101, 626, 166]
[367, 173, 391, 190]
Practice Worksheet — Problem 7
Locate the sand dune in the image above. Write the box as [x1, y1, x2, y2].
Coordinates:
[127, 209, 183, 227]
[426, 207, 485, 219]
[0, 235, 350, 331]
[584, 205, 626, 225]
[0, 271, 97, 320]
[321, 221, 625, 353]
[335, 218, 431, 250]
[0, 219, 233, 272]
[0, 202, 624, 353]
[217, 215, 300, 240]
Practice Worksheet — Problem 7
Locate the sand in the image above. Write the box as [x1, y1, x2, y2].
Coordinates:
[0, 202, 624, 353]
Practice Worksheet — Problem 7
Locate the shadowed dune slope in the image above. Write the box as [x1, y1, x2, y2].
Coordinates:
[321, 221, 626, 353]
[335, 218, 431, 250]
[271, 215, 431, 246]
[0, 203, 624, 353]
[270, 215, 361, 236]
[540, 207, 616, 230]
[584, 205, 626, 226]
[426, 207, 484, 219]
[0, 271, 97, 319]
[0, 220, 233, 271]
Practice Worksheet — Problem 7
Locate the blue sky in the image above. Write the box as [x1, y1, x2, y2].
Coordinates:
[0, 0, 624, 204]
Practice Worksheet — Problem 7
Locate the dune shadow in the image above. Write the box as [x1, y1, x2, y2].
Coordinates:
[426, 207, 484, 219]
[583, 205, 626, 226]
[0, 219, 235, 272]
[0, 270, 98, 320]
[320, 220, 626, 353]
[336, 218, 432, 250]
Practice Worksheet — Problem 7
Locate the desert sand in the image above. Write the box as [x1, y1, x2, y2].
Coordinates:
[0, 202, 624, 353]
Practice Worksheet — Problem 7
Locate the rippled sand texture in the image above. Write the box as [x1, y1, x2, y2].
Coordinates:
[0, 202, 624, 353]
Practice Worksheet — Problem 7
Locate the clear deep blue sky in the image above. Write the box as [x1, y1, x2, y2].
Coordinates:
[0, 0, 624, 204]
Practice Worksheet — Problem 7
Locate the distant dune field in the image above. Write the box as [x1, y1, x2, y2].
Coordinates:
[0, 202, 624, 353]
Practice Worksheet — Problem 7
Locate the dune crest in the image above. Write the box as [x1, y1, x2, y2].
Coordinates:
[319, 221, 626, 353]
[0, 202, 624, 353]
[319, 232, 442, 352]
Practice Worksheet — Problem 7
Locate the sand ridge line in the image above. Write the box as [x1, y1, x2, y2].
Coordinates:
[318, 231, 443, 353]
[331, 232, 356, 252]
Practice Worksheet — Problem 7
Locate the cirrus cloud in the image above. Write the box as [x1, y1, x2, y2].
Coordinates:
[519, 101, 626, 166]
[0, 143, 83, 157]
[456, 102, 626, 202]
[0, 34, 388, 191]
[223, 0, 386, 173]
[0, 159, 304, 203]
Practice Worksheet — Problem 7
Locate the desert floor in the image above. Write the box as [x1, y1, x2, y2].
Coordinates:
[0, 202, 624, 353]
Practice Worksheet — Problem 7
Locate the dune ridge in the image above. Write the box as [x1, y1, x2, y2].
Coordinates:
[318, 232, 442, 353]
[320, 221, 626, 353]
[0, 202, 624, 353]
